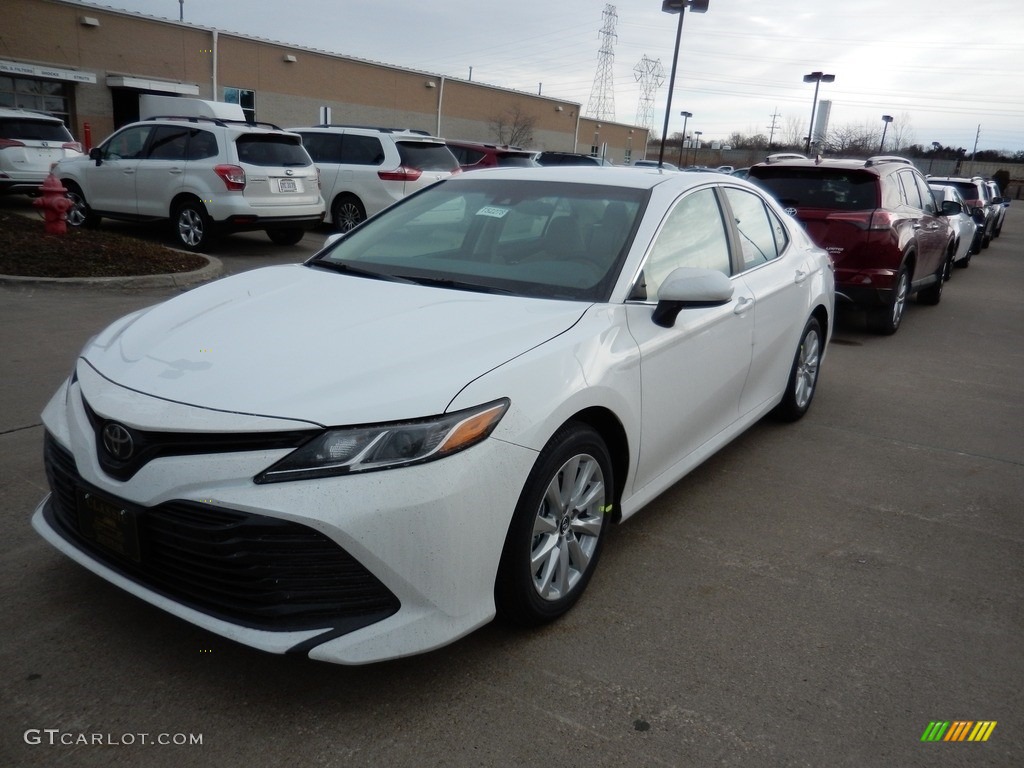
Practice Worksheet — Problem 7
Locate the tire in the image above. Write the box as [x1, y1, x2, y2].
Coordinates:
[63, 182, 100, 229]
[331, 194, 366, 232]
[774, 317, 823, 422]
[266, 228, 305, 246]
[173, 200, 212, 251]
[956, 249, 971, 269]
[918, 252, 949, 306]
[867, 265, 909, 335]
[495, 423, 613, 626]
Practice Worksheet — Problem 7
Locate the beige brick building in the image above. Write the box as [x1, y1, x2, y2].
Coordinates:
[3, 0, 648, 163]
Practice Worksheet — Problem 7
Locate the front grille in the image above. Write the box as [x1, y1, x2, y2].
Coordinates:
[43, 433, 400, 633]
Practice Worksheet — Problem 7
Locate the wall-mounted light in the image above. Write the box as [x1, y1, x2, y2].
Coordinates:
[80, 16, 101, 27]
[425, 81, 437, 89]
[555, 105, 564, 112]
[283, 54, 297, 63]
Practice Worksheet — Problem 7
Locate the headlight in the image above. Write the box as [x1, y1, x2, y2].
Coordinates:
[254, 399, 509, 484]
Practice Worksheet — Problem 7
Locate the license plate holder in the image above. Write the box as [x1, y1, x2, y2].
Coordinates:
[77, 490, 141, 563]
[277, 178, 297, 193]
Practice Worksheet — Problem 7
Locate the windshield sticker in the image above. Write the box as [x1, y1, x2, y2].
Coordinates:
[476, 206, 510, 219]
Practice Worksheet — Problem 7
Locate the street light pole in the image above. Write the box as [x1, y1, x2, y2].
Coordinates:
[879, 114, 893, 153]
[803, 71, 834, 155]
[928, 140, 941, 173]
[676, 110, 692, 166]
[691, 130, 702, 166]
[658, 1, 709, 169]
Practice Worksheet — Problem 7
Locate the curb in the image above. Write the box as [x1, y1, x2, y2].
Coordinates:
[0, 254, 223, 289]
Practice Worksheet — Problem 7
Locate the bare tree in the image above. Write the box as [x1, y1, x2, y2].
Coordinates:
[488, 106, 537, 147]
[782, 115, 805, 148]
[889, 112, 916, 153]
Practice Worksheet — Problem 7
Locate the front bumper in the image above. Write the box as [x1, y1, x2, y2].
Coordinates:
[35, 376, 535, 664]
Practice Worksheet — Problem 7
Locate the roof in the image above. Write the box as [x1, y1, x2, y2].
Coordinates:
[447, 165, 741, 191]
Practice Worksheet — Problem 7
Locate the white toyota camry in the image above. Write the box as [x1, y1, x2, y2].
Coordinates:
[34, 167, 834, 664]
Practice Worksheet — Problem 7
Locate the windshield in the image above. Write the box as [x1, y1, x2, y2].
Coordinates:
[310, 178, 647, 301]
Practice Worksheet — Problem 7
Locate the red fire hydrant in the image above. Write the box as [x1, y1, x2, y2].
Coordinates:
[33, 173, 74, 235]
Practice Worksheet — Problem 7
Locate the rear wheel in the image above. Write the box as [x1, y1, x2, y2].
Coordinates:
[867, 265, 909, 335]
[266, 228, 305, 246]
[63, 182, 100, 229]
[774, 317, 823, 422]
[495, 423, 613, 626]
[173, 200, 212, 251]
[331, 194, 366, 232]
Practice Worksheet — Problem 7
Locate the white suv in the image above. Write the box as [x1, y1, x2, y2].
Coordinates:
[291, 125, 459, 231]
[56, 99, 324, 250]
[0, 107, 83, 195]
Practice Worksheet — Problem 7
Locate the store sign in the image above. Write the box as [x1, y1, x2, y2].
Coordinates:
[0, 59, 97, 84]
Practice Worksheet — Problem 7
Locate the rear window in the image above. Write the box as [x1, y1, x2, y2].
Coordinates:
[396, 141, 458, 172]
[235, 134, 311, 167]
[496, 154, 536, 168]
[934, 180, 981, 202]
[0, 118, 73, 142]
[750, 168, 878, 210]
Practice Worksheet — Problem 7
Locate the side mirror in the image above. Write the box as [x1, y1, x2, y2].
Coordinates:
[940, 200, 962, 216]
[651, 267, 734, 328]
[89, 147, 103, 166]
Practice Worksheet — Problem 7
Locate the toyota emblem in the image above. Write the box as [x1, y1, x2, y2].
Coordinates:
[102, 423, 134, 461]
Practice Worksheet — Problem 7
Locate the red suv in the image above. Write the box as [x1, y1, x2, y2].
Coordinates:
[445, 140, 537, 171]
[749, 156, 955, 334]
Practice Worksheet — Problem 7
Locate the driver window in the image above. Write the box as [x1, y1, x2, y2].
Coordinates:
[634, 187, 730, 301]
[103, 126, 153, 160]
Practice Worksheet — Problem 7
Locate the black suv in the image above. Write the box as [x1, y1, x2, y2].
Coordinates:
[749, 156, 956, 334]
[536, 151, 613, 167]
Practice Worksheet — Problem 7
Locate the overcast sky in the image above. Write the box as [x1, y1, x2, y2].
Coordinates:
[89, 0, 1023, 153]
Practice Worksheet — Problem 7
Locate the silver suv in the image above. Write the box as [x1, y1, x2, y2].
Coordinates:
[56, 99, 324, 250]
[292, 125, 459, 231]
[0, 107, 83, 194]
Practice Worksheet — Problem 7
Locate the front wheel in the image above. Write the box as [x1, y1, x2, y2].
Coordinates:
[495, 423, 613, 626]
[63, 183, 100, 229]
[266, 228, 305, 246]
[774, 317, 823, 422]
[918, 250, 951, 306]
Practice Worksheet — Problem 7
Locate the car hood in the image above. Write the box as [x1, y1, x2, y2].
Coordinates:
[80, 264, 587, 426]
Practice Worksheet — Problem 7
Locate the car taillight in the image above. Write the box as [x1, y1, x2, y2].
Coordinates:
[0, 138, 26, 149]
[378, 166, 422, 182]
[826, 211, 893, 231]
[214, 164, 246, 191]
[62, 142, 83, 153]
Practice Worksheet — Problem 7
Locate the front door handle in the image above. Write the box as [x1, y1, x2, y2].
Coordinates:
[733, 296, 754, 315]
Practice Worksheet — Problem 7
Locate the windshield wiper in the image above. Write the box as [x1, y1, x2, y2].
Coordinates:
[391, 275, 514, 294]
[308, 260, 416, 284]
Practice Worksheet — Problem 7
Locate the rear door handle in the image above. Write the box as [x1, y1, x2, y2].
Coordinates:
[794, 269, 808, 284]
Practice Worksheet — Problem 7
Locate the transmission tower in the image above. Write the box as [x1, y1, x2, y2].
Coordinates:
[586, 4, 617, 121]
[633, 55, 665, 132]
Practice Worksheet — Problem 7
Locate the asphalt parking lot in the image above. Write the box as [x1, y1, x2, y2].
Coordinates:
[1, 206, 1021, 767]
